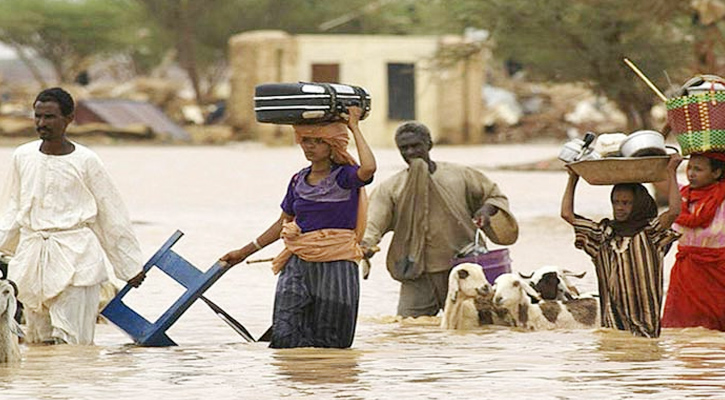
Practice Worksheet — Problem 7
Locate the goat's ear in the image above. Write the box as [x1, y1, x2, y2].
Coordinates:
[518, 272, 533, 279]
[457, 268, 469, 280]
[5, 291, 15, 325]
[448, 270, 460, 302]
[521, 281, 542, 301]
[4, 289, 23, 338]
[562, 270, 586, 279]
[7, 280, 19, 297]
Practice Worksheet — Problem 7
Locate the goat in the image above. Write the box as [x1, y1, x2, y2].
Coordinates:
[519, 266, 586, 302]
[0, 279, 23, 363]
[474, 288, 517, 327]
[493, 273, 599, 331]
[441, 263, 515, 329]
[441, 263, 493, 330]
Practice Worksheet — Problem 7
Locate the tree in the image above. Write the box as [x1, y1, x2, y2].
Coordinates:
[131, 0, 422, 105]
[131, 0, 456, 105]
[0, 0, 149, 85]
[445, 0, 695, 130]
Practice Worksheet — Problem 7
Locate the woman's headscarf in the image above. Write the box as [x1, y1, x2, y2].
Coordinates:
[606, 183, 658, 237]
[700, 151, 725, 163]
[293, 122, 357, 166]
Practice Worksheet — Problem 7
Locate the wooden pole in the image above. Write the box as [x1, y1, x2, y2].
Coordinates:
[623, 58, 668, 102]
[246, 257, 274, 264]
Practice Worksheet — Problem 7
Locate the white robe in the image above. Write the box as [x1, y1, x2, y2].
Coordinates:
[0, 140, 142, 313]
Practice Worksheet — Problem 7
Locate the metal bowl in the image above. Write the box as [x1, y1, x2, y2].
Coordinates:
[619, 130, 666, 157]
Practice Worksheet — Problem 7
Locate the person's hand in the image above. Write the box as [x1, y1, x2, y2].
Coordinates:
[473, 204, 498, 228]
[127, 271, 146, 288]
[360, 258, 371, 280]
[219, 247, 253, 268]
[565, 165, 580, 179]
[342, 106, 362, 130]
[667, 152, 683, 172]
[361, 244, 379, 259]
[359, 245, 379, 280]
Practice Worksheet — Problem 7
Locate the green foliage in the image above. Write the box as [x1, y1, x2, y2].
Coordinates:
[444, 0, 698, 128]
[130, 0, 450, 103]
[0, 0, 456, 101]
[0, 0, 152, 83]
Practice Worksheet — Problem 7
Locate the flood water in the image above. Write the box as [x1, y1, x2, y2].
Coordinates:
[0, 142, 723, 399]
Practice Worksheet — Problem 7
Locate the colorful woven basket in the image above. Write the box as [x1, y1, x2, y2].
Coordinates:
[666, 76, 725, 155]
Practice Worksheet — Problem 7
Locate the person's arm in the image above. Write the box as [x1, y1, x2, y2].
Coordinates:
[84, 152, 145, 286]
[468, 169, 518, 245]
[220, 211, 292, 267]
[561, 169, 580, 225]
[361, 181, 396, 259]
[0, 152, 21, 255]
[344, 106, 376, 182]
[658, 153, 683, 228]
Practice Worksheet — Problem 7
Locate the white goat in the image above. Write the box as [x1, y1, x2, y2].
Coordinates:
[519, 266, 586, 301]
[0, 279, 22, 363]
[441, 263, 493, 330]
[493, 273, 599, 331]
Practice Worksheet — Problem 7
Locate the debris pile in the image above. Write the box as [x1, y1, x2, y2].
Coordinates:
[481, 80, 630, 144]
[0, 77, 230, 145]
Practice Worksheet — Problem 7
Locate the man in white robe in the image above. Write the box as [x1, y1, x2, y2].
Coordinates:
[0, 87, 145, 345]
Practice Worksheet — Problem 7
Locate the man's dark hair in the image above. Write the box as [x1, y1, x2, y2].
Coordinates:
[395, 121, 432, 145]
[34, 87, 75, 117]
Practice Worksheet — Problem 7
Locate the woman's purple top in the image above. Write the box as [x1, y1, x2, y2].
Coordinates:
[281, 164, 372, 233]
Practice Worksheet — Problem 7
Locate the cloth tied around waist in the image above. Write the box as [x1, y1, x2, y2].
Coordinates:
[271, 221, 363, 274]
[12, 225, 102, 310]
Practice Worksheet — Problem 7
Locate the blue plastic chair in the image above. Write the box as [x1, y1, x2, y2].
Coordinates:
[101, 230, 230, 346]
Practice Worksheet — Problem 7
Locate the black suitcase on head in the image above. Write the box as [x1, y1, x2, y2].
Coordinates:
[254, 82, 371, 125]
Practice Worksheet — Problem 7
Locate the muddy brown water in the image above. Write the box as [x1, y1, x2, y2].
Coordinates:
[0, 143, 723, 399]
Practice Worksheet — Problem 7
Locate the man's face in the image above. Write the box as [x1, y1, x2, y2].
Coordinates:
[34, 101, 72, 141]
[612, 188, 634, 222]
[395, 131, 431, 165]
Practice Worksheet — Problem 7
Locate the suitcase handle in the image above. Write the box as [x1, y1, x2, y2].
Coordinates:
[319, 82, 370, 119]
[319, 82, 339, 115]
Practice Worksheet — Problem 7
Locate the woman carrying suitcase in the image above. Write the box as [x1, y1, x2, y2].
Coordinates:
[220, 107, 376, 348]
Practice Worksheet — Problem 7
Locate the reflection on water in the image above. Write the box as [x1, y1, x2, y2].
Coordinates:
[2, 256, 725, 399]
[596, 329, 667, 362]
[272, 348, 363, 386]
[2, 282, 725, 399]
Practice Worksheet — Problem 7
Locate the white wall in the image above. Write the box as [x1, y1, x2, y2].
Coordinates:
[296, 35, 441, 147]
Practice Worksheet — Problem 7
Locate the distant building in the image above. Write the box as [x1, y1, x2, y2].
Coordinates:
[227, 31, 488, 147]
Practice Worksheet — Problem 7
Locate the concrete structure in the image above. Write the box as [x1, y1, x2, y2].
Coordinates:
[228, 31, 487, 147]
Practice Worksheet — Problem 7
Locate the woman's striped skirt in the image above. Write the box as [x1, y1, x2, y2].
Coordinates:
[270, 255, 360, 348]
